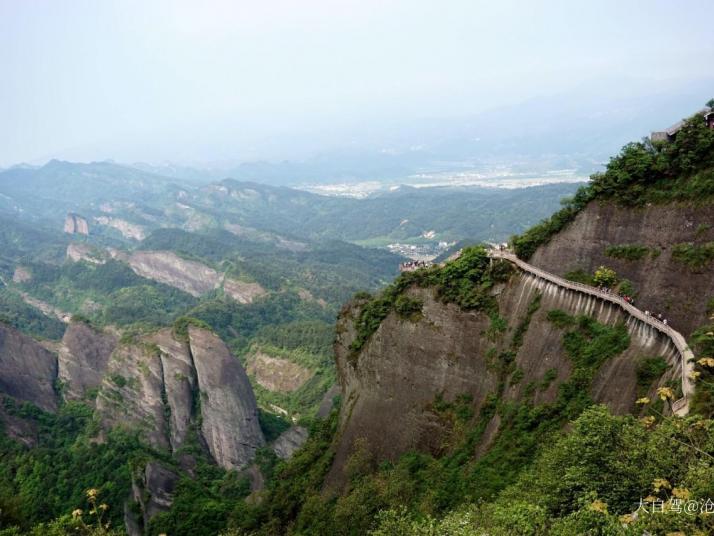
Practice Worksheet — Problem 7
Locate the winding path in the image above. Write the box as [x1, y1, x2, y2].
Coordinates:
[490, 249, 694, 416]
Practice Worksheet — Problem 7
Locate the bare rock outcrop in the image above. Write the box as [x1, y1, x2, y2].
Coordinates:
[127, 250, 266, 303]
[95, 343, 170, 450]
[189, 326, 264, 469]
[58, 322, 117, 401]
[125, 461, 179, 536]
[272, 426, 309, 459]
[0, 324, 58, 412]
[246, 351, 314, 392]
[128, 250, 222, 297]
[64, 213, 89, 235]
[66, 243, 106, 264]
[223, 277, 267, 304]
[90, 326, 264, 469]
[146, 329, 198, 452]
[94, 216, 146, 240]
[12, 266, 31, 283]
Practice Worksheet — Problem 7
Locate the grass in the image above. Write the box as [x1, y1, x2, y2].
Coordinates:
[604, 244, 659, 261]
[671, 242, 714, 270]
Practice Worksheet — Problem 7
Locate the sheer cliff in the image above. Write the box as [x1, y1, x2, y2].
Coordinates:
[327, 247, 687, 489]
[529, 200, 714, 337]
[0, 321, 264, 469]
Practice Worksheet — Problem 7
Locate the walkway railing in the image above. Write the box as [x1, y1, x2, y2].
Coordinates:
[490, 250, 694, 415]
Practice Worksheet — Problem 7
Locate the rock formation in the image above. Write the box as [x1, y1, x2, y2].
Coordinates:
[0, 324, 58, 412]
[128, 250, 266, 303]
[189, 326, 265, 469]
[529, 201, 714, 336]
[11, 266, 31, 283]
[272, 426, 309, 459]
[58, 322, 117, 400]
[327, 269, 683, 488]
[64, 212, 89, 235]
[128, 250, 222, 296]
[94, 216, 146, 240]
[0, 321, 264, 472]
[246, 351, 314, 392]
[124, 461, 180, 536]
[66, 243, 105, 264]
[88, 325, 265, 469]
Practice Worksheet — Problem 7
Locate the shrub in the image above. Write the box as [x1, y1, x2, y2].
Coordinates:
[604, 244, 656, 261]
[592, 266, 618, 288]
[671, 242, 714, 270]
[564, 269, 592, 285]
[635, 356, 669, 396]
[617, 279, 636, 297]
[394, 295, 423, 321]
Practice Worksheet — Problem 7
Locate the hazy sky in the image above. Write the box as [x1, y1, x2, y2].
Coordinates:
[1, 0, 713, 166]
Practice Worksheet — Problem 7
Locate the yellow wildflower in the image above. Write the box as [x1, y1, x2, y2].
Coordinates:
[86, 488, 99, 499]
[697, 357, 714, 368]
[99, 503, 109, 511]
[72, 509, 83, 518]
[636, 397, 651, 405]
[653, 478, 671, 491]
[657, 387, 674, 401]
[689, 371, 702, 380]
[644, 495, 658, 503]
[672, 487, 691, 500]
[640, 416, 656, 427]
[619, 513, 634, 524]
[589, 499, 608, 513]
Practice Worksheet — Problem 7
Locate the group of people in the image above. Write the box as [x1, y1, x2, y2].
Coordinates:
[399, 260, 431, 272]
[644, 310, 669, 326]
[596, 286, 632, 304]
[596, 286, 670, 327]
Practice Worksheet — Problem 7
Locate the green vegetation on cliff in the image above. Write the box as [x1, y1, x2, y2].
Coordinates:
[513, 111, 714, 259]
[348, 246, 512, 354]
[604, 244, 659, 261]
[217, 313, 708, 536]
[0, 289, 66, 340]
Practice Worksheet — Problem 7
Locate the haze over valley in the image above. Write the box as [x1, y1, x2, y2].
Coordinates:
[1, 1, 714, 535]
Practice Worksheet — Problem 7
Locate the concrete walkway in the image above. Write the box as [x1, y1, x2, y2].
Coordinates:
[490, 249, 694, 416]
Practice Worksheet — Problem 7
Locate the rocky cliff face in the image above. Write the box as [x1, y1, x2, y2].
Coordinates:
[246, 351, 314, 392]
[0, 312, 268, 533]
[189, 326, 264, 469]
[530, 201, 714, 336]
[92, 325, 264, 468]
[0, 320, 264, 471]
[58, 322, 117, 400]
[328, 269, 682, 488]
[94, 216, 146, 240]
[64, 213, 89, 235]
[129, 250, 221, 296]
[12, 266, 31, 283]
[66, 243, 106, 264]
[128, 250, 266, 303]
[0, 324, 58, 412]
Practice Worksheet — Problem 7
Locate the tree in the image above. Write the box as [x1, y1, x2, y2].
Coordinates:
[707, 98, 714, 109]
[592, 266, 618, 288]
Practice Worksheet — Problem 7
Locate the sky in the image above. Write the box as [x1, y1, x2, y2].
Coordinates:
[0, 0, 713, 167]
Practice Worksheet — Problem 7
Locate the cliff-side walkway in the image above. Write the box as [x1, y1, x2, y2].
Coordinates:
[489, 249, 694, 416]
